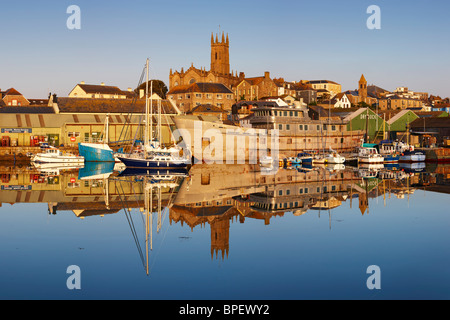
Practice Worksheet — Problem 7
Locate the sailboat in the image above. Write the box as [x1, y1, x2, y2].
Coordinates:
[78, 115, 115, 162]
[117, 58, 190, 169]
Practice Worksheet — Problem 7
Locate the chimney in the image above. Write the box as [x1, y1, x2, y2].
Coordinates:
[264, 71, 270, 79]
[127, 87, 132, 92]
[101, 82, 105, 86]
[80, 81, 85, 85]
[139, 89, 144, 99]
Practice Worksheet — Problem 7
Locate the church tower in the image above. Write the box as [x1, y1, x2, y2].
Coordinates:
[359, 74, 367, 104]
[211, 32, 230, 75]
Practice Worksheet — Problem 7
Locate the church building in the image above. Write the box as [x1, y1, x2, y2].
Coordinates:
[169, 32, 244, 90]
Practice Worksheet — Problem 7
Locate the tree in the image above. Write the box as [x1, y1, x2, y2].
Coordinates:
[135, 80, 168, 99]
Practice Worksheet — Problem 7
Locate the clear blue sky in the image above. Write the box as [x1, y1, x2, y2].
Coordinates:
[1, 0, 449, 99]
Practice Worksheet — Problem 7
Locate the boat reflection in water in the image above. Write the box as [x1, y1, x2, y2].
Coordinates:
[1, 161, 449, 269]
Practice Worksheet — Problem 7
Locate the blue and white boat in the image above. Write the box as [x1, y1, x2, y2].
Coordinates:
[399, 149, 426, 162]
[78, 142, 115, 162]
[378, 140, 400, 163]
[117, 152, 189, 169]
[78, 115, 115, 162]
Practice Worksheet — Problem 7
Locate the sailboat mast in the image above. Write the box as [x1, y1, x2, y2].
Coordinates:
[145, 58, 149, 148]
[105, 114, 109, 144]
[158, 99, 161, 145]
[150, 79, 153, 145]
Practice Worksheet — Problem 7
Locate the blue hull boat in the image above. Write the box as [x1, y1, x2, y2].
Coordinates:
[383, 154, 400, 163]
[78, 161, 115, 180]
[117, 156, 188, 169]
[118, 167, 188, 177]
[78, 143, 115, 162]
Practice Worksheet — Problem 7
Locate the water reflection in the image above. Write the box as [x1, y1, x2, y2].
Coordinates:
[0, 161, 449, 271]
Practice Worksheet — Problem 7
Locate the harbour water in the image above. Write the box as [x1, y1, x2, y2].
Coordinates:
[0, 161, 449, 300]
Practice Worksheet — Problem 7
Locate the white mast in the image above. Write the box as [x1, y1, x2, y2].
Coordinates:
[145, 58, 149, 149]
[150, 77, 153, 146]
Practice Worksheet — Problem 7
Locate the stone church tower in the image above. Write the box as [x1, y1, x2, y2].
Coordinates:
[169, 32, 242, 90]
[359, 74, 367, 104]
[210, 32, 230, 75]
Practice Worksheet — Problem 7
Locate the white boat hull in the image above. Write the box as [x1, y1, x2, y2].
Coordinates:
[327, 157, 345, 164]
[32, 154, 84, 164]
[358, 156, 384, 163]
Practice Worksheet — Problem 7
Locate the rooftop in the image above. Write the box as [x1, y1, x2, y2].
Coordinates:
[168, 82, 233, 95]
[55, 97, 179, 114]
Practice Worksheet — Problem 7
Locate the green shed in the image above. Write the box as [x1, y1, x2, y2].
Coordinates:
[344, 108, 386, 143]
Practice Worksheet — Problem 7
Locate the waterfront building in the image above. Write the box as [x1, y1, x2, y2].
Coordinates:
[342, 108, 386, 142]
[410, 117, 450, 146]
[248, 103, 365, 155]
[385, 109, 419, 142]
[0, 96, 180, 159]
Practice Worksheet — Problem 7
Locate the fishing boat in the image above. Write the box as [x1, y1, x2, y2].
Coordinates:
[378, 140, 400, 163]
[78, 115, 115, 162]
[31, 147, 84, 164]
[118, 58, 189, 169]
[358, 147, 384, 164]
[399, 149, 426, 162]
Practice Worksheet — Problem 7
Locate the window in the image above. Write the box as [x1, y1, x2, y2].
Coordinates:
[305, 125, 308, 130]
[286, 124, 290, 130]
[279, 124, 283, 130]
[68, 132, 80, 138]
[217, 94, 223, 99]
[279, 190, 283, 196]
[206, 94, 212, 99]
[226, 94, 232, 99]
[299, 125, 303, 130]
[195, 93, 202, 98]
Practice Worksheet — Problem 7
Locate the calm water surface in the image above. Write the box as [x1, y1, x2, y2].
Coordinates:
[0, 162, 449, 300]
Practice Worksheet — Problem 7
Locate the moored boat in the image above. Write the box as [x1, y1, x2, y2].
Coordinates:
[31, 147, 84, 164]
[78, 142, 115, 162]
[399, 149, 426, 162]
[118, 59, 190, 170]
[358, 147, 384, 164]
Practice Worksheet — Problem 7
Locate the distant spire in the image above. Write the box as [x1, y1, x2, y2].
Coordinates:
[360, 74, 367, 83]
[211, 32, 214, 44]
[226, 33, 229, 44]
[215, 33, 218, 43]
[221, 31, 225, 43]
